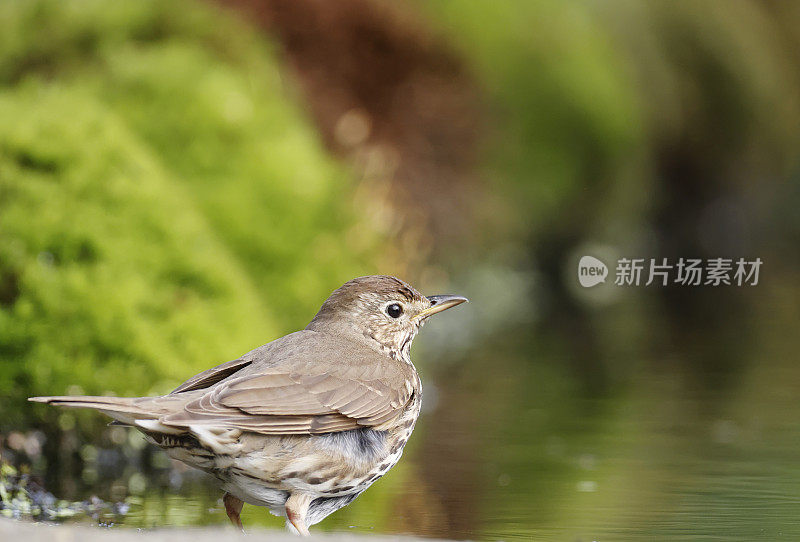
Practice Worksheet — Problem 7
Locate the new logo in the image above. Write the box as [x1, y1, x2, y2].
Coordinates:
[578, 255, 608, 288]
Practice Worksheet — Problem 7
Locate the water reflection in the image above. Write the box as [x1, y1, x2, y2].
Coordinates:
[3, 283, 800, 540]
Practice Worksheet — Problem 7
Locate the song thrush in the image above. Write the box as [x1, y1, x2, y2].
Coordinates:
[30, 275, 467, 535]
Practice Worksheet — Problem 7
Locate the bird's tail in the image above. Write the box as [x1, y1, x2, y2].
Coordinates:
[29, 395, 159, 425]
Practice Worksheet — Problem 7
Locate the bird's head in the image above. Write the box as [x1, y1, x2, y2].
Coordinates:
[306, 275, 468, 363]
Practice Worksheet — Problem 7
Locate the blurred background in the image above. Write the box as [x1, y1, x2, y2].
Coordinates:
[1, 0, 800, 540]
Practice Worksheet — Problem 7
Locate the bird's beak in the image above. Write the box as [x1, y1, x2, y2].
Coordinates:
[415, 294, 469, 320]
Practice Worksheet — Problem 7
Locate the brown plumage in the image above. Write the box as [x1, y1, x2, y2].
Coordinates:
[30, 275, 467, 536]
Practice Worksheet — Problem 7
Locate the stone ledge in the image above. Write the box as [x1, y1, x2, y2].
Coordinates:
[0, 518, 455, 542]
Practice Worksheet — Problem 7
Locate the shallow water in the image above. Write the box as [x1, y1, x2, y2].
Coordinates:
[5, 284, 800, 540]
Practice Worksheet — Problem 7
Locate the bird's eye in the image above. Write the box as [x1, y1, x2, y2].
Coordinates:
[386, 303, 403, 318]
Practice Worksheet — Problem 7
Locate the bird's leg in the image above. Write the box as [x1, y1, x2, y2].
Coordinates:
[223, 492, 244, 532]
[284, 493, 313, 537]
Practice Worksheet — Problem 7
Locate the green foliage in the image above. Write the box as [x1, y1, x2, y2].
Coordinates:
[420, 1, 800, 245]
[420, 1, 644, 239]
[0, 0, 381, 428]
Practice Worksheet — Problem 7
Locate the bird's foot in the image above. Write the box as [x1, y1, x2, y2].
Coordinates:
[223, 492, 245, 532]
[285, 493, 313, 537]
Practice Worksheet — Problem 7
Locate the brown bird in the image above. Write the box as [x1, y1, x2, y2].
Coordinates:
[30, 275, 467, 535]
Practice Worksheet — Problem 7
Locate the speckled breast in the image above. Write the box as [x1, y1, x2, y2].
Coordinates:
[316, 389, 422, 498]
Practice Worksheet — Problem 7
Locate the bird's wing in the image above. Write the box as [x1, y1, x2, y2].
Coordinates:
[159, 330, 417, 435]
[170, 358, 254, 394]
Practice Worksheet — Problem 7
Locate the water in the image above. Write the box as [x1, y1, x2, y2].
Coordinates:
[3, 284, 800, 540]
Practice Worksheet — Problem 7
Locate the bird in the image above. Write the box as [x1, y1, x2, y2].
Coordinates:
[30, 275, 467, 536]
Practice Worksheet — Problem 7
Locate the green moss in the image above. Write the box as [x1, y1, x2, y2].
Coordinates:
[0, 0, 382, 429]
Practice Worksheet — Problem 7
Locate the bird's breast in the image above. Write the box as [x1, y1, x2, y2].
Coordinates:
[204, 388, 423, 502]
